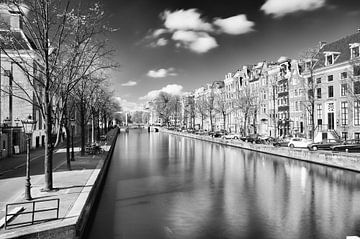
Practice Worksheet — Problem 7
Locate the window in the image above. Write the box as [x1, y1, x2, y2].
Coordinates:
[328, 85, 334, 98]
[341, 84, 347, 96]
[294, 89, 298, 96]
[342, 132, 348, 141]
[328, 75, 333, 82]
[341, 101, 348, 125]
[295, 101, 299, 111]
[354, 101, 360, 126]
[354, 65, 360, 76]
[316, 78, 321, 84]
[351, 46, 360, 59]
[308, 89, 314, 98]
[317, 104, 322, 119]
[354, 81, 360, 95]
[317, 88, 321, 99]
[355, 132, 360, 140]
[341, 72, 347, 80]
[308, 77, 313, 85]
[327, 55, 333, 65]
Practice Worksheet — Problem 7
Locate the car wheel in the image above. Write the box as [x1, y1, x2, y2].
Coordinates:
[234, 136, 239, 139]
[289, 144, 294, 148]
[311, 146, 318, 151]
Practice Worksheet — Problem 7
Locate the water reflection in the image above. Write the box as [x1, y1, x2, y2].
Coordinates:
[87, 130, 360, 239]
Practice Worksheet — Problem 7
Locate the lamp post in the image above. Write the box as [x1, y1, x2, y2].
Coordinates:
[21, 115, 36, 201]
[70, 118, 75, 161]
[3, 117, 11, 157]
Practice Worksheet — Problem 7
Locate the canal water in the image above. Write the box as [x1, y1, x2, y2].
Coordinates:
[87, 129, 360, 239]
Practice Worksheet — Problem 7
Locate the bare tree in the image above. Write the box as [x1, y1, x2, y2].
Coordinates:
[0, 1, 116, 190]
[233, 85, 256, 136]
[153, 92, 173, 126]
[205, 90, 215, 131]
[299, 47, 322, 140]
[214, 88, 229, 131]
[195, 97, 208, 129]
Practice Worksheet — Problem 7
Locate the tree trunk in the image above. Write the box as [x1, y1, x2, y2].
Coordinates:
[96, 110, 100, 140]
[201, 115, 204, 129]
[244, 112, 248, 136]
[311, 103, 315, 140]
[80, 99, 86, 156]
[65, 125, 71, 170]
[44, 99, 53, 191]
[223, 113, 226, 131]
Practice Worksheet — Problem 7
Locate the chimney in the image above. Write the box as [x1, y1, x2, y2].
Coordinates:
[319, 41, 327, 49]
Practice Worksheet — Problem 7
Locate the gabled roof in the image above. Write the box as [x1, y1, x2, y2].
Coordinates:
[314, 32, 360, 69]
[0, 30, 31, 50]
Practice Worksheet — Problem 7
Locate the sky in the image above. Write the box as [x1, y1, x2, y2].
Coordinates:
[100, 0, 360, 111]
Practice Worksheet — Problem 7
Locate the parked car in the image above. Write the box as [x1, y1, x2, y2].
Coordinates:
[209, 130, 228, 138]
[222, 133, 241, 140]
[330, 139, 360, 152]
[273, 137, 291, 147]
[257, 135, 275, 144]
[187, 128, 195, 133]
[195, 130, 207, 135]
[307, 139, 343, 151]
[241, 134, 260, 143]
[288, 138, 312, 148]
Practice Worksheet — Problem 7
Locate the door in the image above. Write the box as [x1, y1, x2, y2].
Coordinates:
[328, 113, 334, 130]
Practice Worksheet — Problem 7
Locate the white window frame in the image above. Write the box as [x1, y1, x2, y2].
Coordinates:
[350, 43, 360, 59]
[324, 51, 340, 66]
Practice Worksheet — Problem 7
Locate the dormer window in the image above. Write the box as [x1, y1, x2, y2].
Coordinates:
[324, 51, 340, 66]
[350, 43, 360, 59]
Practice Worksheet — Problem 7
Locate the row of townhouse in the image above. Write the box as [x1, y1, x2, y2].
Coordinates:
[182, 30, 360, 142]
[0, 3, 46, 158]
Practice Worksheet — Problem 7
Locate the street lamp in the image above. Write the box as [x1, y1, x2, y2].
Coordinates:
[21, 115, 36, 201]
[3, 117, 11, 127]
[70, 118, 76, 161]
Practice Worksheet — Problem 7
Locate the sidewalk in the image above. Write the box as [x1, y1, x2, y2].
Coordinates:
[0, 130, 118, 239]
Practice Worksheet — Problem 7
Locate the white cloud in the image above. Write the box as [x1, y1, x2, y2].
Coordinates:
[156, 38, 168, 46]
[114, 97, 144, 112]
[147, 68, 177, 78]
[213, 15, 255, 35]
[140, 84, 184, 101]
[172, 30, 218, 53]
[162, 9, 213, 32]
[145, 8, 254, 54]
[152, 28, 168, 37]
[261, 0, 326, 17]
[121, 80, 137, 87]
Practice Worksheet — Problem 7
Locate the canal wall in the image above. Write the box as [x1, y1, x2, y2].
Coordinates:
[160, 129, 360, 173]
[75, 128, 120, 239]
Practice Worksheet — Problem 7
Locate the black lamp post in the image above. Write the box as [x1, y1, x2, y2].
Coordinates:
[3, 117, 11, 157]
[70, 118, 75, 161]
[21, 115, 36, 201]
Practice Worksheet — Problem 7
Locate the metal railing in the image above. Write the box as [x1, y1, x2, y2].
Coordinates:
[4, 198, 60, 229]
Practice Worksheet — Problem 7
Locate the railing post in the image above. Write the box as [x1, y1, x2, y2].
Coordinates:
[56, 199, 60, 219]
[32, 201, 35, 224]
[5, 204, 8, 229]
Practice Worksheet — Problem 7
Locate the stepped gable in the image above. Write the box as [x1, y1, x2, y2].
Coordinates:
[314, 32, 360, 69]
